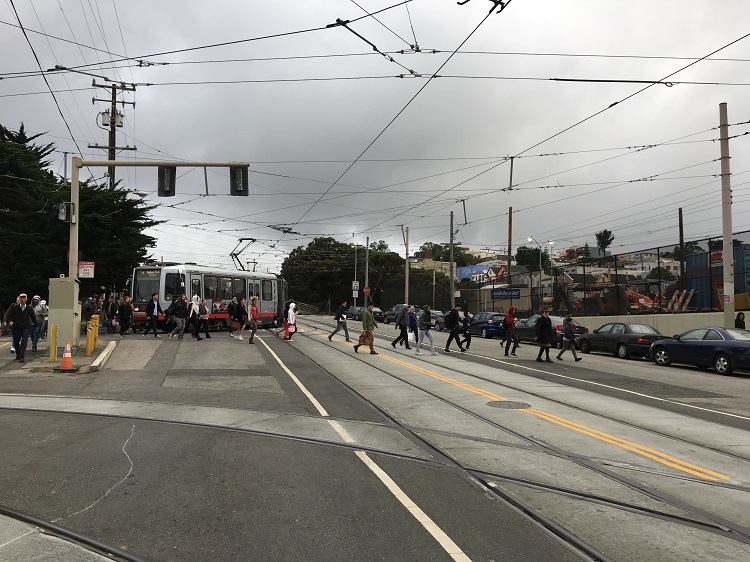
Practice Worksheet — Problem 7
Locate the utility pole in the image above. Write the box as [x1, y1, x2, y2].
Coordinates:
[365, 237, 370, 304]
[88, 81, 136, 189]
[719, 102, 734, 326]
[507, 206, 513, 286]
[449, 211, 455, 308]
[678, 208, 685, 291]
[353, 240, 358, 309]
[405, 226, 410, 304]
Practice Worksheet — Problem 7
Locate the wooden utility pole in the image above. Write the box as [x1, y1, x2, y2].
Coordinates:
[88, 82, 136, 189]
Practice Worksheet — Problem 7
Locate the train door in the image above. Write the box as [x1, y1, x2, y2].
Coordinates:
[190, 274, 202, 300]
[261, 278, 274, 326]
[251, 280, 261, 309]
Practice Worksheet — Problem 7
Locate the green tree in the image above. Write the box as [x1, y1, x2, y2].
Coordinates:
[595, 229, 615, 255]
[646, 266, 676, 281]
[515, 246, 550, 271]
[0, 123, 160, 306]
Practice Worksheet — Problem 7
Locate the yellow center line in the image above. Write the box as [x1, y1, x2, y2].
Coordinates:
[307, 324, 731, 481]
[524, 409, 729, 481]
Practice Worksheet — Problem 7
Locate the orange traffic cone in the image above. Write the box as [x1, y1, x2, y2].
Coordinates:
[58, 339, 75, 371]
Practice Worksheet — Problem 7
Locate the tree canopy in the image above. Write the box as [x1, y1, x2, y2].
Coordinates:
[514, 245, 550, 271]
[595, 229, 615, 255]
[280, 237, 450, 308]
[417, 242, 477, 267]
[0, 123, 161, 306]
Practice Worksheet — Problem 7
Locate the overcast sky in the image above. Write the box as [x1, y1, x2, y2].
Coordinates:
[2, 0, 749, 272]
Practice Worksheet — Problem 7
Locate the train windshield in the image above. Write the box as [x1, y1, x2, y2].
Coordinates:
[133, 268, 161, 303]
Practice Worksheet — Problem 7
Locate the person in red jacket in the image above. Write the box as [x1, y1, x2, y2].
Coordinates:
[504, 305, 519, 357]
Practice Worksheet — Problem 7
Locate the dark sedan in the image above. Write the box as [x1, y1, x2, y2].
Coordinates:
[468, 311, 505, 338]
[516, 314, 588, 346]
[649, 327, 750, 375]
[579, 322, 663, 359]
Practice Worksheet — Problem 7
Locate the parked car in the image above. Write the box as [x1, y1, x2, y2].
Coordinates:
[353, 306, 384, 322]
[468, 311, 505, 338]
[649, 326, 750, 375]
[516, 314, 588, 346]
[578, 322, 663, 359]
[431, 310, 445, 331]
[436, 310, 466, 332]
[346, 306, 362, 319]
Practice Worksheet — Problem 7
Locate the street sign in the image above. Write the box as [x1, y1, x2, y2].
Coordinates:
[491, 288, 520, 300]
[78, 261, 95, 278]
[352, 290, 358, 298]
[363, 286, 370, 296]
[352, 281, 360, 290]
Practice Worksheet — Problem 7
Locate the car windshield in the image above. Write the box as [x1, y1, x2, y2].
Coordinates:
[491, 314, 503, 322]
[725, 328, 750, 341]
[630, 324, 660, 334]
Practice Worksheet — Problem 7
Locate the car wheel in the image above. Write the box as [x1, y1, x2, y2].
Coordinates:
[579, 339, 591, 354]
[616, 343, 630, 359]
[653, 347, 671, 366]
[481, 328, 488, 338]
[383, 317, 389, 324]
[713, 353, 733, 375]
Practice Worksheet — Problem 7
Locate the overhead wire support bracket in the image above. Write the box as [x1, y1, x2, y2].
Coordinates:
[457, 0, 510, 14]
[328, 17, 420, 77]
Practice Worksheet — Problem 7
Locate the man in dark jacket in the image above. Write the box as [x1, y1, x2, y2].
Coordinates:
[443, 303, 465, 353]
[105, 296, 118, 334]
[391, 304, 411, 349]
[143, 293, 164, 338]
[4, 293, 37, 362]
[329, 300, 351, 342]
[535, 310, 555, 363]
[169, 294, 189, 339]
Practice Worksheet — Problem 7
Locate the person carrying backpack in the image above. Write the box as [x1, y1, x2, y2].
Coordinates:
[443, 303, 465, 353]
[504, 305, 519, 357]
[391, 304, 410, 349]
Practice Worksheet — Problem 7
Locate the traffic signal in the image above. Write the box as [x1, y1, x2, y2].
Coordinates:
[157, 166, 176, 197]
[229, 166, 249, 196]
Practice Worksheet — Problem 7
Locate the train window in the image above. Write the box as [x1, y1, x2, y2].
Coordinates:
[204, 276, 218, 299]
[219, 277, 233, 300]
[133, 269, 160, 303]
[233, 278, 246, 298]
[164, 273, 184, 301]
[191, 278, 201, 299]
[262, 279, 273, 301]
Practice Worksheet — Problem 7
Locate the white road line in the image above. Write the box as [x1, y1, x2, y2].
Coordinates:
[479, 354, 750, 421]
[257, 336, 329, 416]
[262, 328, 471, 561]
[355, 451, 472, 562]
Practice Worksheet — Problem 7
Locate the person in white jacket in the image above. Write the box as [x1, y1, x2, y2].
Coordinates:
[286, 302, 297, 340]
[188, 295, 203, 341]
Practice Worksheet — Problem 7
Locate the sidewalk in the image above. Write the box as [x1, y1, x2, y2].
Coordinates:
[0, 333, 117, 375]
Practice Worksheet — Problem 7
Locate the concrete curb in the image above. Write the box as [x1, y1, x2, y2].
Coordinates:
[88, 340, 118, 372]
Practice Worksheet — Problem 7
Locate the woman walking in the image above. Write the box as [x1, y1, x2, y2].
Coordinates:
[556, 317, 581, 362]
[460, 309, 473, 351]
[117, 296, 133, 339]
[188, 295, 203, 341]
[535, 309, 555, 362]
[415, 304, 437, 356]
[285, 302, 297, 340]
[234, 297, 248, 341]
[199, 299, 211, 338]
[248, 296, 259, 344]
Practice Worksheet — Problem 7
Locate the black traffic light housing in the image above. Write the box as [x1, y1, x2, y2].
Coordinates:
[230, 166, 249, 196]
[157, 166, 176, 197]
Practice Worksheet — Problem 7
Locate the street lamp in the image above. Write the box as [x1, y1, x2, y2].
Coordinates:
[527, 236, 553, 309]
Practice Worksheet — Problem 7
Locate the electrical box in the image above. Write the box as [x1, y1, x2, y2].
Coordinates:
[229, 166, 249, 196]
[47, 276, 81, 347]
[158, 166, 176, 197]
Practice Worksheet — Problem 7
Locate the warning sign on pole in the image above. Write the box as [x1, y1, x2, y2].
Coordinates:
[78, 261, 95, 278]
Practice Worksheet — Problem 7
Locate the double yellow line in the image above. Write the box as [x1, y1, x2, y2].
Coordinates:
[524, 409, 729, 481]
[317, 327, 730, 481]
